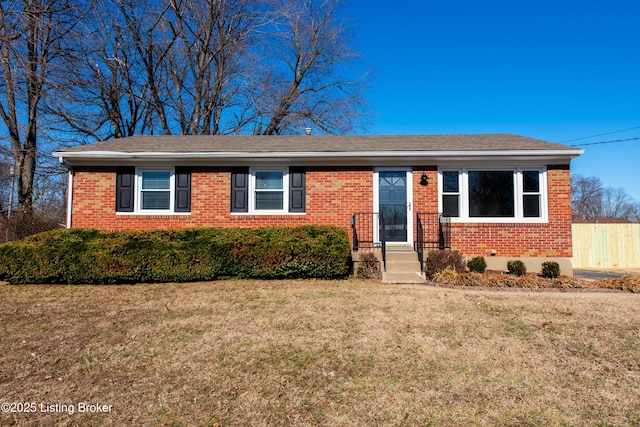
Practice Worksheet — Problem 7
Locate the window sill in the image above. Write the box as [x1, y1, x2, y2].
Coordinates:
[230, 212, 306, 216]
[449, 217, 548, 224]
[116, 212, 191, 216]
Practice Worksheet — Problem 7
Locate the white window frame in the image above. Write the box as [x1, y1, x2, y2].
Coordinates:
[248, 167, 290, 214]
[438, 167, 548, 223]
[136, 167, 176, 214]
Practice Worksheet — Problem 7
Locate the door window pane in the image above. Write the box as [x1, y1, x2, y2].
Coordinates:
[379, 171, 407, 242]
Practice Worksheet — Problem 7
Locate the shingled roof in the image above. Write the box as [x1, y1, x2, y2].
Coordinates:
[53, 134, 583, 165]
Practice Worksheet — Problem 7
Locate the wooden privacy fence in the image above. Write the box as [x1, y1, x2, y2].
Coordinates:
[572, 223, 640, 268]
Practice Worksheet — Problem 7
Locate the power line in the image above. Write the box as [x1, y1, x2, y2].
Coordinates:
[561, 125, 640, 143]
[570, 137, 640, 147]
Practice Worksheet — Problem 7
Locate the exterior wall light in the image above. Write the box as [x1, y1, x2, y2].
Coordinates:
[420, 171, 428, 186]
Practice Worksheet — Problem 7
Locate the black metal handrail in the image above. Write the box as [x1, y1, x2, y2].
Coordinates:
[415, 212, 451, 272]
[351, 212, 386, 272]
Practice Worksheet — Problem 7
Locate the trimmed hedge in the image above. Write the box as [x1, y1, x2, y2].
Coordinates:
[0, 226, 352, 284]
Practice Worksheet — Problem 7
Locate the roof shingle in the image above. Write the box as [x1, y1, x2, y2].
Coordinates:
[55, 134, 576, 154]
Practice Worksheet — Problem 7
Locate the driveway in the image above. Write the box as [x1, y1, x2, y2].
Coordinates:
[574, 269, 640, 280]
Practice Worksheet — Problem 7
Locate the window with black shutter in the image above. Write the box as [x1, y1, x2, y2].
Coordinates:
[116, 166, 191, 213]
[231, 167, 306, 214]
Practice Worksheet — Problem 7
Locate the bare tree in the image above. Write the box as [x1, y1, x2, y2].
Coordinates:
[256, 0, 368, 135]
[600, 187, 640, 221]
[572, 175, 603, 219]
[0, 0, 84, 213]
[44, 0, 175, 141]
[572, 174, 640, 221]
[49, 0, 369, 140]
[166, 0, 271, 135]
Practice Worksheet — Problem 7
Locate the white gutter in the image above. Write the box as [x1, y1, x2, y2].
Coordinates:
[53, 149, 584, 162]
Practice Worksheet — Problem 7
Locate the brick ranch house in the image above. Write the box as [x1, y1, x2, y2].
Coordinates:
[53, 134, 583, 281]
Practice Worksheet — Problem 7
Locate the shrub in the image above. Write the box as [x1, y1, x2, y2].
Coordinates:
[0, 211, 64, 242]
[467, 256, 487, 273]
[541, 261, 561, 278]
[0, 226, 352, 284]
[424, 250, 465, 278]
[356, 252, 381, 280]
[507, 260, 527, 276]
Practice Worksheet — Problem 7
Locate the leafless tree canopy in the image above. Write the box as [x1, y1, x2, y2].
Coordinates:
[49, 0, 368, 139]
[572, 175, 640, 221]
[0, 0, 370, 217]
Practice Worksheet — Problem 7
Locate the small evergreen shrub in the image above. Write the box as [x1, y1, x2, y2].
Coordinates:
[0, 226, 352, 284]
[541, 261, 561, 278]
[424, 250, 465, 278]
[467, 256, 487, 273]
[356, 252, 380, 280]
[507, 260, 527, 276]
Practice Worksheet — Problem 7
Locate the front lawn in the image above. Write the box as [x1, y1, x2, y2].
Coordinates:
[1, 280, 639, 426]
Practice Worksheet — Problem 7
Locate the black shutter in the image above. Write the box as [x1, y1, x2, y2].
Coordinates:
[174, 166, 191, 212]
[231, 167, 249, 212]
[289, 167, 306, 213]
[116, 166, 135, 212]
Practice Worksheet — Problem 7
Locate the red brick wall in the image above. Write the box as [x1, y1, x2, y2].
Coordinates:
[70, 164, 573, 258]
[71, 166, 373, 232]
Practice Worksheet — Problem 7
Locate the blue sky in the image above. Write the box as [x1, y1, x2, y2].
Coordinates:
[347, 0, 640, 201]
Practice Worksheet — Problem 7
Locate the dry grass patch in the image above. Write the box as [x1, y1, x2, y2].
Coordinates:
[1, 280, 640, 426]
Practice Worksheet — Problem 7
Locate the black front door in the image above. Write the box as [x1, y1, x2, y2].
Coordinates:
[378, 171, 408, 243]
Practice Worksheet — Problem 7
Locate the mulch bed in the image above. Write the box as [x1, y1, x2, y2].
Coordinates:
[426, 270, 640, 293]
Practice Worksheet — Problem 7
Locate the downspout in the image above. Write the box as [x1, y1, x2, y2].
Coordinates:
[66, 169, 73, 229]
[58, 156, 74, 228]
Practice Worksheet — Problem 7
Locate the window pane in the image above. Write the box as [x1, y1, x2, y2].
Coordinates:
[142, 192, 170, 210]
[255, 171, 283, 189]
[442, 195, 459, 217]
[142, 171, 170, 190]
[443, 171, 459, 193]
[255, 191, 283, 210]
[468, 171, 514, 217]
[523, 171, 540, 193]
[523, 194, 541, 217]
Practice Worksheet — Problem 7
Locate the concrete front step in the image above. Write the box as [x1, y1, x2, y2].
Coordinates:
[385, 260, 422, 273]
[382, 271, 425, 284]
[382, 250, 425, 283]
